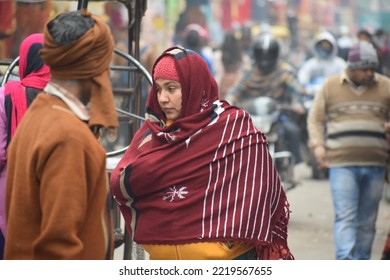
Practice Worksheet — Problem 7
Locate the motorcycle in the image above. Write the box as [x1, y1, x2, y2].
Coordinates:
[245, 96, 297, 192]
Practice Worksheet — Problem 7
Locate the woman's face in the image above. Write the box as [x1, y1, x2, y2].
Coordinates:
[155, 79, 182, 122]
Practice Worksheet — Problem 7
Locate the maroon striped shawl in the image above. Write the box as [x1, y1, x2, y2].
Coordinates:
[109, 47, 292, 259]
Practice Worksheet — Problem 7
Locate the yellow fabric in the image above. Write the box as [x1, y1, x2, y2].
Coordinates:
[165, 119, 174, 126]
[142, 242, 254, 260]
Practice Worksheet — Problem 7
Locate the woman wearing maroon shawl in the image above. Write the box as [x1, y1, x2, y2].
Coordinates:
[110, 46, 293, 260]
[0, 33, 50, 259]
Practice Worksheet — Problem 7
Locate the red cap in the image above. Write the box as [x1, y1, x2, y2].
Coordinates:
[153, 55, 179, 82]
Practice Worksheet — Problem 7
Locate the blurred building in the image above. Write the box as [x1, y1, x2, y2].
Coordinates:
[1, 0, 390, 61]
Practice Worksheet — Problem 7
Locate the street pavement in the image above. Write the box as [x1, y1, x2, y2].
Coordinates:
[287, 163, 390, 260]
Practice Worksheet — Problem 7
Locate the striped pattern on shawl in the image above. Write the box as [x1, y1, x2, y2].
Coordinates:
[109, 47, 292, 259]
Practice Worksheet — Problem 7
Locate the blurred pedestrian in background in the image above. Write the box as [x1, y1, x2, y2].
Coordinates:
[356, 29, 385, 75]
[4, 10, 117, 260]
[226, 33, 306, 166]
[298, 31, 347, 86]
[337, 25, 354, 62]
[307, 40, 390, 259]
[297, 31, 347, 179]
[214, 30, 243, 99]
[181, 23, 214, 75]
[0, 33, 50, 259]
[373, 29, 390, 77]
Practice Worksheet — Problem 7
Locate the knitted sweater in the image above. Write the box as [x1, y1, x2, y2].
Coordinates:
[5, 94, 112, 259]
[307, 71, 390, 167]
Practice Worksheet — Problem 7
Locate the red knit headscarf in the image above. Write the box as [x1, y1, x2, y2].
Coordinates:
[153, 55, 179, 82]
[146, 47, 219, 124]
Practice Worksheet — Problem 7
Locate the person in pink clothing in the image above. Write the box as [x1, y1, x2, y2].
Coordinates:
[0, 33, 50, 259]
[0, 90, 6, 259]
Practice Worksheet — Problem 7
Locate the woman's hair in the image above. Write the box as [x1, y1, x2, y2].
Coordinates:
[48, 11, 95, 45]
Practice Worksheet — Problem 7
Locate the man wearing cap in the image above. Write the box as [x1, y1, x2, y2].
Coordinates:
[4, 11, 118, 259]
[307, 40, 390, 260]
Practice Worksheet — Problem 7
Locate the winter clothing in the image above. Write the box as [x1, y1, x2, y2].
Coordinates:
[4, 11, 116, 260]
[298, 31, 347, 85]
[308, 71, 390, 167]
[0, 91, 6, 241]
[40, 12, 118, 130]
[0, 34, 50, 257]
[226, 60, 306, 164]
[347, 40, 379, 70]
[307, 70, 390, 259]
[153, 55, 180, 82]
[110, 47, 293, 260]
[5, 93, 112, 259]
[4, 34, 50, 142]
[226, 61, 304, 109]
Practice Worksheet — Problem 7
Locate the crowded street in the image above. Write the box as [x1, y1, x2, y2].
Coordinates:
[2, 0, 390, 268]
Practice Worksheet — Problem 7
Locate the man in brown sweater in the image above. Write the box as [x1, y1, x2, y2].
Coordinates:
[4, 10, 118, 259]
[307, 40, 390, 259]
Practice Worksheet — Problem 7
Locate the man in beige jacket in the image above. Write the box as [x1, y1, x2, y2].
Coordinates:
[307, 40, 390, 259]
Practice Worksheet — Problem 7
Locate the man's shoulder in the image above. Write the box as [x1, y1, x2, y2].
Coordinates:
[375, 72, 390, 82]
[279, 61, 297, 72]
[21, 95, 97, 145]
[326, 74, 342, 82]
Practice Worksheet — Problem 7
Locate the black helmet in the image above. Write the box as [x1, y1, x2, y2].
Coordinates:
[252, 33, 280, 74]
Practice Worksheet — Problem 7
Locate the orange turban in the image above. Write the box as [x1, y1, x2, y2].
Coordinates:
[40, 11, 118, 129]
